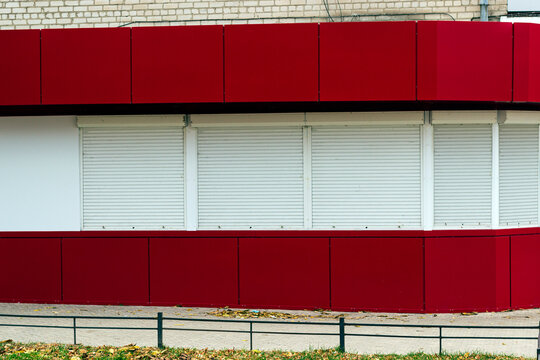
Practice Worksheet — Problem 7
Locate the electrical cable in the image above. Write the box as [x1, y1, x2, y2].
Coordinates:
[322, 0, 343, 22]
[322, 0, 334, 22]
[506, 11, 540, 17]
[335, 0, 344, 22]
[349, 12, 455, 21]
[117, 12, 456, 27]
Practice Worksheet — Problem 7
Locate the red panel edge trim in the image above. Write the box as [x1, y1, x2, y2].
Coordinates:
[2, 227, 540, 238]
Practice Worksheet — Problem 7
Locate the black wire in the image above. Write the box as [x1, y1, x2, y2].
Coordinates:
[119, 16, 324, 27]
[117, 12, 456, 27]
[322, 0, 343, 22]
[506, 11, 540, 17]
[350, 12, 455, 21]
[470, 15, 502, 21]
[335, 0, 344, 22]
[322, 0, 334, 22]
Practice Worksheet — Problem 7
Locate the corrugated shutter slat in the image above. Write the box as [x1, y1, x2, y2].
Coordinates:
[434, 124, 492, 227]
[311, 125, 422, 229]
[82, 127, 184, 230]
[499, 124, 538, 226]
[197, 127, 304, 229]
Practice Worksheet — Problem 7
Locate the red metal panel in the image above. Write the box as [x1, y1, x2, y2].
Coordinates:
[417, 21, 513, 102]
[41, 28, 131, 105]
[149, 237, 238, 306]
[62, 237, 148, 305]
[425, 236, 510, 312]
[132, 26, 223, 104]
[0, 238, 61, 302]
[224, 23, 318, 102]
[510, 234, 540, 309]
[239, 237, 329, 309]
[0, 30, 41, 106]
[513, 23, 540, 103]
[1, 229, 536, 312]
[331, 237, 423, 312]
[320, 22, 416, 102]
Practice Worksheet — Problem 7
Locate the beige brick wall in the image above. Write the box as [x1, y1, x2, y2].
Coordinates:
[0, 0, 508, 29]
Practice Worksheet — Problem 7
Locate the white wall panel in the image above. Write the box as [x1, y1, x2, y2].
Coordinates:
[422, 120, 434, 230]
[184, 126, 199, 230]
[0, 116, 80, 231]
[492, 123, 500, 228]
[198, 127, 304, 229]
[432, 110, 497, 124]
[82, 127, 184, 230]
[499, 124, 539, 227]
[434, 124, 492, 227]
[306, 111, 424, 125]
[311, 125, 422, 229]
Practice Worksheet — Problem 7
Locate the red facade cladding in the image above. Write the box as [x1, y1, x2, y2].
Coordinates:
[2, 22, 539, 106]
[224, 23, 319, 102]
[417, 21, 513, 102]
[149, 237, 238, 306]
[331, 237, 424, 312]
[513, 23, 540, 103]
[238, 237, 330, 309]
[132, 26, 224, 104]
[41, 28, 131, 105]
[62, 237, 149, 305]
[2, 229, 540, 312]
[510, 234, 540, 309]
[319, 22, 416, 102]
[0, 238, 61, 303]
[425, 236, 510, 312]
[0, 30, 41, 106]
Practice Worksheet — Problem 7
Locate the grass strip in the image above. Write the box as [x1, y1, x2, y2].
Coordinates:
[0, 341, 534, 360]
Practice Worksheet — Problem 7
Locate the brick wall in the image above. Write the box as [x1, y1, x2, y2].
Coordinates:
[0, 0, 508, 29]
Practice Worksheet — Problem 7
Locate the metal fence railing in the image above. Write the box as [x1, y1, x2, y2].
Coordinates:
[0, 313, 538, 356]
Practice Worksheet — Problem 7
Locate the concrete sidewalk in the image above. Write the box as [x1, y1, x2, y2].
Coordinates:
[0, 303, 538, 357]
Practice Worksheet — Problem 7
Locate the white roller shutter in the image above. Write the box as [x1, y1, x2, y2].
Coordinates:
[197, 127, 304, 229]
[82, 127, 184, 230]
[434, 124, 492, 227]
[499, 124, 539, 227]
[311, 125, 422, 229]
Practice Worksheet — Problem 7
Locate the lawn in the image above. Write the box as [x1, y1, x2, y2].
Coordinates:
[0, 342, 534, 360]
